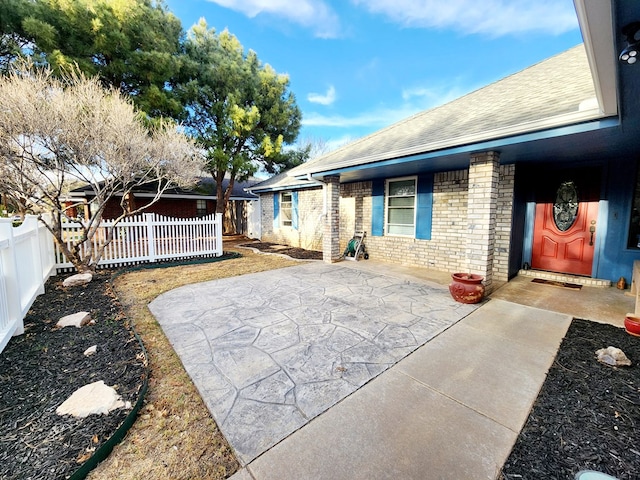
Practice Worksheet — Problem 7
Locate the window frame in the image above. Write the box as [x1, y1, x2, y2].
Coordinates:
[280, 191, 293, 227]
[385, 176, 417, 237]
[196, 199, 208, 217]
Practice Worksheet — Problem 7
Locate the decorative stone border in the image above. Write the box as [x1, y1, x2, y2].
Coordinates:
[68, 325, 149, 480]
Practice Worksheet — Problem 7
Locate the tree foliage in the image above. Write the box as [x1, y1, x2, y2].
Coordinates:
[0, 63, 203, 272]
[179, 20, 302, 215]
[0, 0, 185, 119]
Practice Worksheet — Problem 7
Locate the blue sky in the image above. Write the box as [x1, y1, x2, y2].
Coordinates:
[164, 0, 584, 153]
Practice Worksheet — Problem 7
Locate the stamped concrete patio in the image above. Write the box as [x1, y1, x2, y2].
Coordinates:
[148, 261, 477, 464]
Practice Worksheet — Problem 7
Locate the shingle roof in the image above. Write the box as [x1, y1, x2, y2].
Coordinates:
[292, 44, 598, 178]
[69, 176, 260, 199]
[246, 171, 319, 193]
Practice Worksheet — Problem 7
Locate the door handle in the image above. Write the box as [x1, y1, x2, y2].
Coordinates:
[589, 221, 596, 246]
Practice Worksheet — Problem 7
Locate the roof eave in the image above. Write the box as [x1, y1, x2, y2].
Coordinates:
[294, 108, 610, 179]
[574, 0, 618, 116]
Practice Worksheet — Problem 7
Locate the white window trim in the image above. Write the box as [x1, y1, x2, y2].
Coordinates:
[280, 191, 293, 228]
[385, 176, 417, 237]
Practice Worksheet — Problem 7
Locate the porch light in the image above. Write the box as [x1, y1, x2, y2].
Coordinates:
[619, 22, 640, 65]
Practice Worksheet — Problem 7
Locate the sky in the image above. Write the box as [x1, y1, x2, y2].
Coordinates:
[163, 0, 584, 153]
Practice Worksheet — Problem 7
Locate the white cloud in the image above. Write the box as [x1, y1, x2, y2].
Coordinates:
[401, 81, 472, 105]
[304, 80, 475, 130]
[207, 0, 341, 38]
[307, 85, 337, 105]
[351, 0, 578, 36]
[302, 104, 422, 129]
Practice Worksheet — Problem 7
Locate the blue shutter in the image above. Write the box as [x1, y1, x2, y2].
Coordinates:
[291, 191, 299, 230]
[371, 179, 385, 236]
[273, 193, 280, 230]
[415, 173, 434, 240]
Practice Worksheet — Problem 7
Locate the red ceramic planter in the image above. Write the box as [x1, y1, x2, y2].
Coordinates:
[449, 273, 485, 304]
[624, 314, 640, 337]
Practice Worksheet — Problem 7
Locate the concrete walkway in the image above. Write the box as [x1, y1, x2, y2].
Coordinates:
[148, 262, 477, 464]
[149, 261, 576, 479]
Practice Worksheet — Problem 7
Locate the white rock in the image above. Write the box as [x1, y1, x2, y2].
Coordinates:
[57, 311, 92, 329]
[596, 346, 631, 367]
[56, 380, 126, 418]
[63, 273, 93, 287]
[84, 345, 98, 356]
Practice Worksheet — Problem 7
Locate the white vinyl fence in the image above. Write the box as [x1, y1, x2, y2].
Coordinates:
[54, 212, 223, 271]
[0, 212, 223, 353]
[0, 216, 56, 353]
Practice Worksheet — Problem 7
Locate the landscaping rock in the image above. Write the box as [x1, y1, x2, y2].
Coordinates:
[595, 346, 631, 366]
[84, 345, 98, 356]
[62, 273, 93, 287]
[56, 380, 129, 418]
[57, 311, 92, 329]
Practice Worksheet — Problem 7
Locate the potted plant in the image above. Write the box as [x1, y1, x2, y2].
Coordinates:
[449, 272, 485, 304]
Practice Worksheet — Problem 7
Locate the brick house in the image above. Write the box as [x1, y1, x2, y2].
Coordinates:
[65, 176, 260, 235]
[249, 1, 640, 292]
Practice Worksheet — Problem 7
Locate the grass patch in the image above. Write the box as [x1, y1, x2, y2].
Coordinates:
[87, 240, 299, 480]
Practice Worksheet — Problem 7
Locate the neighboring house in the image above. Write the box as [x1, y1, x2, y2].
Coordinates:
[65, 176, 260, 235]
[249, 1, 640, 291]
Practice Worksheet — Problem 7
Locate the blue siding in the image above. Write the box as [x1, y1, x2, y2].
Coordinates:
[371, 179, 385, 236]
[598, 158, 640, 283]
[416, 174, 434, 240]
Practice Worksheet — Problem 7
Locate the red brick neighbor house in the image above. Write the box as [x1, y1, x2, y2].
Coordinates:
[65, 176, 261, 235]
[249, 1, 640, 292]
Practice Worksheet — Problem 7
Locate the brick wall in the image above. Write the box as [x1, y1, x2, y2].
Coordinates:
[259, 166, 514, 277]
[101, 197, 215, 220]
[363, 170, 470, 273]
[260, 187, 324, 250]
[340, 168, 513, 277]
[494, 164, 516, 282]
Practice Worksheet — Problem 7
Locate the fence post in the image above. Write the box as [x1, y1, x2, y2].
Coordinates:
[0, 219, 23, 338]
[145, 213, 156, 263]
[31, 217, 46, 295]
[215, 213, 223, 256]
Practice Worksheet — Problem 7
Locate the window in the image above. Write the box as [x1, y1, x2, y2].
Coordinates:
[280, 192, 293, 227]
[196, 199, 207, 217]
[386, 177, 416, 236]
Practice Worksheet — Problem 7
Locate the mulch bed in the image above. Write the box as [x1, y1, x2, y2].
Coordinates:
[500, 319, 640, 479]
[0, 272, 146, 480]
[240, 241, 323, 260]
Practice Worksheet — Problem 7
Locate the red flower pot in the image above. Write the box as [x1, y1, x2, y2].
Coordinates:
[624, 314, 640, 337]
[449, 273, 485, 304]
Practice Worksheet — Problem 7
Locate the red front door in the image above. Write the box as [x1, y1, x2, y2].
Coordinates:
[532, 200, 598, 276]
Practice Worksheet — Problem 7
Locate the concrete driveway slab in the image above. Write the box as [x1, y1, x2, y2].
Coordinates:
[247, 369, 517, 480]
[397, 304, 571, 432]
[149, 262, 477, 464]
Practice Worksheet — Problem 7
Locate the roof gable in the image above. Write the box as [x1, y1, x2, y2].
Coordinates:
[293, 45, 600, 178]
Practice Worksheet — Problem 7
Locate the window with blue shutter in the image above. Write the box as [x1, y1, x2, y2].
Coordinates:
[273, 193, 280, 230]
[291, 191, 299, 230]
[371, 179, 385, 236]
[416, 173, 434, 240]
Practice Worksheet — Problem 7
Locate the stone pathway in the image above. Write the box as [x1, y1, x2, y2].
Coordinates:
[148, 262, 477, 464]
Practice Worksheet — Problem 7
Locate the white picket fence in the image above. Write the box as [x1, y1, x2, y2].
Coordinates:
[54, 212, 223, 271]
[0, 212, 223, 354]
[0, 216, 56, 353]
